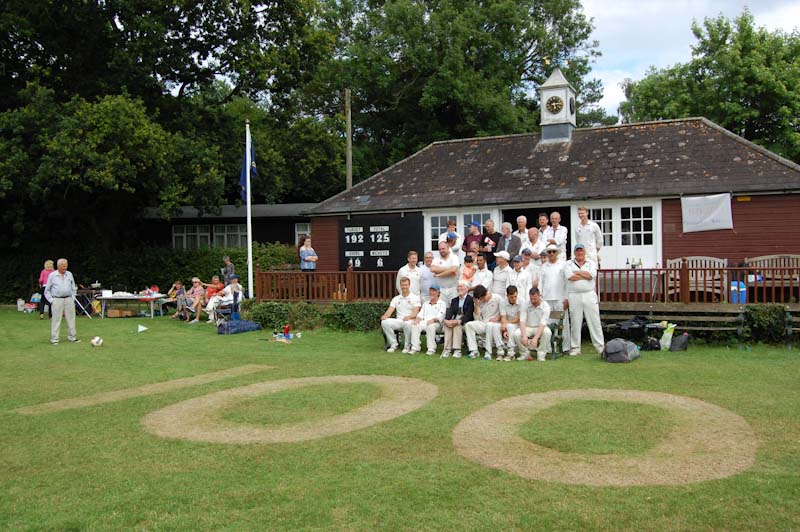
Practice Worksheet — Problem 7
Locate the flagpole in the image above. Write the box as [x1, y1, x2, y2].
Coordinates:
[245, 120, 254, 299]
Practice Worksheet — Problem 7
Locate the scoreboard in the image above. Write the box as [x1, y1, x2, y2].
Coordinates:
[338, 213, 424, 270]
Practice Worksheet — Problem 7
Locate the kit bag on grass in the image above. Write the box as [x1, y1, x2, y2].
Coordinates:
[217, 320, 262, 335]
[669, 332, 690, 351]
[601, 338, 641, 363]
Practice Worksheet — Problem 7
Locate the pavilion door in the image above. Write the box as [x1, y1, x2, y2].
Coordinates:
[572, 201, 661, 269]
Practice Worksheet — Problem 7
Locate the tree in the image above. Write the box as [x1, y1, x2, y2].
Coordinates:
[619, 10, 800, 162]
[0, 83, 223, 248]
[304, 0, 611, 181]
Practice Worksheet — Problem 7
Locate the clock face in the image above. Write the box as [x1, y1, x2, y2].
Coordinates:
[569, 97, 575, 114]
[546, 96, 564, 114]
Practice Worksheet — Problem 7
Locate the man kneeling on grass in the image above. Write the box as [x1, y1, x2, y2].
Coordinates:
[381, 277, 421, 353]
[514, 287, 552, 361]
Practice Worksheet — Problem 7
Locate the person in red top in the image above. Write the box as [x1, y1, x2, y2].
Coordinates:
[38, 259, 55, 319]
[187, 275, 224, 323]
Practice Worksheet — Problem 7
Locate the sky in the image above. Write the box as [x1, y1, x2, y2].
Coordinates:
[581, 0, 800, 118]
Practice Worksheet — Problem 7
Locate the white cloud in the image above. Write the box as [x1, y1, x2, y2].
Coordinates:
[580, 0, 799, 119]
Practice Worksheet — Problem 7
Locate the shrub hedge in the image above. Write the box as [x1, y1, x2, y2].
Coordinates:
[242, 301, 384, 332]
[4, 242, 297, 302]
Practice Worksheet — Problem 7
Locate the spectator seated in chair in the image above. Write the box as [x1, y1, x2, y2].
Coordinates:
[205, 274, 243, 323]
[180, 277, 206, 322]
[164, 280, 185, 315]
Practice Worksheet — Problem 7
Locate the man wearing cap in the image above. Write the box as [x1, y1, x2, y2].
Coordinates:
[205, 274, 243, 321]
[540, 243, 571, 354]
[380, 277, 421, 353]
[563, 243, 604, 355]
[463, 221, 483, 254]
[514, 215, 532, 250]
[575, 206, 604, 265]
[508, 254, 532, 299]
[430, 241, 460, 304]
[465, 284, 504, 360]
[471, 253, 494, 293]
[396, 250, 423, 297]
[481, 219, 502, 270]
[497, 222, 522, 259]
[437, 219, 463, 253]
[410, 285, 447, 355]
[544, 211, 568, 261]
[515, 287, 552, 362]
[491, 251, 513, 297]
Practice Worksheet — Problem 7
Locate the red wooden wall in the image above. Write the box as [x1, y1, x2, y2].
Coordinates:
[662, 194, 800, 264]
[311, 216, 343, 271]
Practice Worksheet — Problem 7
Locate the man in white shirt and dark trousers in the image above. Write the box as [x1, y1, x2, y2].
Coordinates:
[563, 243, 605, 356]
[539, 243, 571, 354]
[411, 284, 447, 355]
[575, 206, 604, 265]
[380, 277, 421, 353]
[45, 258, 79, 345]
[515, 287, 552, 361]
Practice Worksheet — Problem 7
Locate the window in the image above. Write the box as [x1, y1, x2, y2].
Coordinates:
[213, 224, 247, 248]
[590, 208, 614, 246]
[295, 223, 311, 245]
[173, 225, 211, 250]
[462, 212, 492, 233]
[429, 214, 457, 251]
[620, 206, 653, 246]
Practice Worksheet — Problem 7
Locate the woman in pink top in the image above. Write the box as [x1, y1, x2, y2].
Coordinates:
[38, 260, 55, 319]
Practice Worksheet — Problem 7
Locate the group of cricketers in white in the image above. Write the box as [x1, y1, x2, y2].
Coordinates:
[380, 208, 605, 361]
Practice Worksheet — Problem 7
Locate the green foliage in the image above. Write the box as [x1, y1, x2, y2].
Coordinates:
[287, 302, 324, 330]
[245, 302, 291, 331]
[243, 301, 325, 331]
[323, 302, 387, 331]
[1, 243, 297, 302]
[619, 10, 800, 163]
[745, 304, 786, 344]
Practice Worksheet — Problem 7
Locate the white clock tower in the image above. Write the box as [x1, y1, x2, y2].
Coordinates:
[539, 67, 577, 143]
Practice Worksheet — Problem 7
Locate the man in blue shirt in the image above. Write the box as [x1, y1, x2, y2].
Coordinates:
[44, 258, 79, 344]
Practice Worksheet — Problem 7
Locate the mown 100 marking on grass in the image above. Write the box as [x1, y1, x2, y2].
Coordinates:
[453, 389, 757, 487]
[141, 375, 438, 444]
[14, 365, 274, 415]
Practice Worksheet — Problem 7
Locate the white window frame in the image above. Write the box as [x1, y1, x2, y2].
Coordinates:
[423, 207, 502, 253]
[295, 223, 311, 245]
[213, 224, 247, 248]
[172, 224, 211, 250]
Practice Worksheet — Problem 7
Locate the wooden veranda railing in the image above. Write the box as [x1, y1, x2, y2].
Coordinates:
[596, 266, 800, 304]
[256, 267, 800, 304]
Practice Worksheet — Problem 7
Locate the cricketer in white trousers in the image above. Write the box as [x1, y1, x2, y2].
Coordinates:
[50, 296, 77, 344]
[513, 324, 552, 360]
[567, 291, 604, 354]
[411, 322, 442, 352]
[465, 321, 503, 354]
[382, 318, 414, 349]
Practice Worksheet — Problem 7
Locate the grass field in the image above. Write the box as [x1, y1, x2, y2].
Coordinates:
[1, 307, 799, 530]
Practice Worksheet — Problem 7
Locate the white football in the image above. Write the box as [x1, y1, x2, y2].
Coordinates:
[90, 336, 104, 347]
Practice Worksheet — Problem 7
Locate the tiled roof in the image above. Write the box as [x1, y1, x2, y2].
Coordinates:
[309, 118, 800, 215]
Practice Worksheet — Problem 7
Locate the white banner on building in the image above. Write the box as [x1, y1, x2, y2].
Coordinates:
[681, 193, 733, 233]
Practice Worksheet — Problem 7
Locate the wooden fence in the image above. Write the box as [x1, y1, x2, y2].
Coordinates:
[256, 266, 800, 305]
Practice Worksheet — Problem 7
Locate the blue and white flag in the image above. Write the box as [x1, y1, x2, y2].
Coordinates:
[239, 140, 257, 201]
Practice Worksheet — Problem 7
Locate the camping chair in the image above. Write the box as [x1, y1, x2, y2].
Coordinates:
[213, 291, 240, 323]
